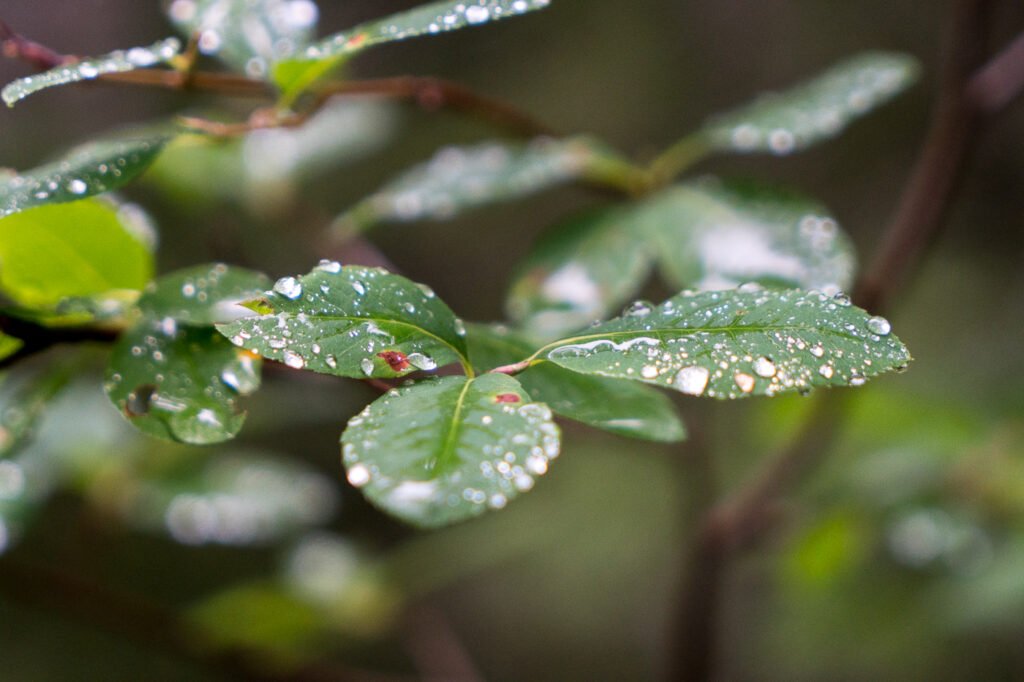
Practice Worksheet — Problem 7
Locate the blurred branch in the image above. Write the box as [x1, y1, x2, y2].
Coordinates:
[0, 556, 405, 682]
[0, 19, 70, 69]
[0, 313, 119, 370]
[0, 20, 552, 137]
[855, 0, 1002, 312]
[675, 0, 1016, 678]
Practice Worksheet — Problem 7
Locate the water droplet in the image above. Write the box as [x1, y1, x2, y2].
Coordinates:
[407, 353, 437, 371]
[360, 357, 375, 376]
[768, 128, 796, 154]
[315, 259, 342, 274]
[734, 372, 755, 393]
[347, 464, 371, 487]
[849, 372, 866, 387]
[753, 357, 776, 378]
[283, 350, 305, 369]
[674, 366, 710, 396]
[465, 5, 490, 23]
[77, 63, 99, 78]
[350, 280, 366, 295]
[623, 300, 653, 317]
[819, 364, 834, 379]
[182, 282, 196, 297]
[866, 316, 891, 336]
[273, 276, 302, 299]
[640, 365, 659, 379]
[833, 292, 851, 306]
[325, 354, 338, 369]
[68, 178, 87, 195]
[453, 319, 467, 337]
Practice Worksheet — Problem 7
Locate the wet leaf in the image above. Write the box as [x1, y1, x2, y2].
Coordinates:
[2, 38, 181, 106]
[467, 324, 685, 442]
[0, 200, 153, 308]
[341, 374, 559, 527]
[638, 178, 856, 293]
[540, 288, 911, 399]
[218, 262, 470, 378]
[0, 132, 172, 217]
[105, 324, 261, 444]
[164, 0, 318, 75]
[292, 0, 551, 65]
[138, 263, 270, 326]
[338, 137, 608, 231]
[507, 206, 652, 340]
[126, 452, 337, 545]
[703, 52, 919, 155]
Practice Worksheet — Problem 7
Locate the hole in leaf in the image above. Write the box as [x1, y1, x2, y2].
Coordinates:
[124, 384, 157, 416]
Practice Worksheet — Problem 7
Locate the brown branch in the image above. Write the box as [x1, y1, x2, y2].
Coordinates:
[314, 76, 555, 137]
[0, 19, 71, 69]
[966, 27, 1024, 113]
[855, 0, 995, 312]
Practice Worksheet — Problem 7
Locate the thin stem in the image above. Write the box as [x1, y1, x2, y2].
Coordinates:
[646, 132, 713, 188]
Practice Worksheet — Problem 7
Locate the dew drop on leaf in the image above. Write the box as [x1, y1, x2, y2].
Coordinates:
[273, 276, 303, 299]
[674, 366, 710, 396]
[866, 315, 892, 336]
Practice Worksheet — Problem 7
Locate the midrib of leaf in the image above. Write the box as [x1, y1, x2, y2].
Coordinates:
[527, 321, 866, 364]
[275, 311, 473, 377]
[433, 378, 474, 477]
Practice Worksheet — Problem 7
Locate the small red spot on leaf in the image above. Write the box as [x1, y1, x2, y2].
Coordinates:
[494, 393, 520, 404]
[377, 351, 411, 372]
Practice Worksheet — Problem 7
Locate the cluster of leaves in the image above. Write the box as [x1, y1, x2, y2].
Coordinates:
[0, 0, 916, 529]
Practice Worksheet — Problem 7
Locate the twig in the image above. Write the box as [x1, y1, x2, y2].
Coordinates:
[0, 19, 71, 69]
[855, 0, 994, 312]
[966, 28, 1024, 113]
[313, 76, 555, 138]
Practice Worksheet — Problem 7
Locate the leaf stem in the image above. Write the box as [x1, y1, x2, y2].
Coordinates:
[646, 132, 713, 188]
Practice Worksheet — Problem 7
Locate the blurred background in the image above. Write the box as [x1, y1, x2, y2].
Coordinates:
[1, 0, 1023, 680]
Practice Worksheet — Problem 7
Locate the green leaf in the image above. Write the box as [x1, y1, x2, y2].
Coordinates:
[638, 178, 856, 293]
[218, 262, 471, 378]
[703, 52, 920, 155]
[507, 206, 653, 340]
[0, 200, 154, 308]
[540, 288, 911, 399]
[341, 374, 560, 527]
[467, 324, 685, 442]
[293, 0, 551, 64]
[0, 132, 172, 216]
[105, 324, 260, 444]
[138, 263, 270, 326]
[187, 583, 324, 661]
[1, 38, 181, 107]
[0, 334, 23, 363]
[164, 0, 318, 74]
[338, 137, 609, 231]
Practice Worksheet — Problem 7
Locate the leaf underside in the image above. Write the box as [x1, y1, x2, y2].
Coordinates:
[467, 323, 685, 442]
